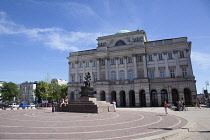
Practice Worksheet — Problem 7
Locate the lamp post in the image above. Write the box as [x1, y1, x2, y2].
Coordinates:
[205, 81, 209, 103]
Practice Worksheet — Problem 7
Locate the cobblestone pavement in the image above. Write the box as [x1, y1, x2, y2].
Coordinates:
[0, 108, 188, 140]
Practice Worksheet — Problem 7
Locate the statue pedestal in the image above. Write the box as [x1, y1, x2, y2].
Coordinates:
[56, 97, 114, 113]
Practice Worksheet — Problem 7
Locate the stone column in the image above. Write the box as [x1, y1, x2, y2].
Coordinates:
[185, 49, 193, 76]
[105, 58, 109, 80]
[164, 52, 170, 78]
[143, 54, 148, 78]
[135, 89, 140, 107]
[68, 62, 71, 83]
[173, 51, 181, 77]
[145, 91, 151, 107]
[133, 54, 138, 79]
[83, 61, 85, 80]
[126, 92, 129, 107]
[116, 91, 120, 107]
[115, 57, 119, 80]
[97, 59, 100, 80]
[154, 53, 159, 78]
[124, 56, 128, 80]
[158, 91, 162, 106]
[75, 61, 78, 82]
[90, 60, 93, 80]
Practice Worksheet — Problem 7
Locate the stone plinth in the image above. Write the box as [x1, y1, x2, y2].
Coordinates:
[55, 97, 114, 113]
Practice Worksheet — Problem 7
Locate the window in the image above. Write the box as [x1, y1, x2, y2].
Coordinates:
[180, 51, 184, 58]
[148, 55, 153, 61]
[93, 61, 97, 67]
[149, 70, 154, 79]
[128, 69, 134, 80]
[168, 53, 173, 59]
[119, 58, 124, 64]
[71, 63, 75, 68]
[79, 75, 83, 83]
[127, 57, 132, 63]
[71, 75, 75, 82]
[170, 69, 175, 78]
[158, 54, 163, 60]
[101, 60, 105, 65]
[79, 62, 83, 68]
[119, 70, 125, 81]
[160, 70, 165, 78]
[115, 40, 126, 46]
[111, 59, 115, 65]
[137, 55, 141, 62]
[111, 71, 116, 80]
[93, 74, 97, 82]
[86, 61, 89, 67]
[182, 68, 187, 77]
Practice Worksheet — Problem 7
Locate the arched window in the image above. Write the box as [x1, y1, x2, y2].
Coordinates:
[111, 71, 116, 80]
[115, 40, 126, 46]
[119, 70, 125, 81]
[128, 69, 134, 80]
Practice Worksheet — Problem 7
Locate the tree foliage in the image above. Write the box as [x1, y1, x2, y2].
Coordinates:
[34, 81, 68, 103]
[0, 82, 20, 103]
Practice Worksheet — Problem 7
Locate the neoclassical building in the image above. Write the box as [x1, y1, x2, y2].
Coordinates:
[67, 29, 197, 107]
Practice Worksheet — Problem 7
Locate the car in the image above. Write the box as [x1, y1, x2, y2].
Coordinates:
[29, 103, 35, 107]
[0, 104, 10, 109]
[8, 103, 19, 108]
[40, 103, 52, 107]
[19, 103, 30, 107]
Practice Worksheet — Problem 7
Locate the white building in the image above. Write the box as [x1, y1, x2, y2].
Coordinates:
[67, 29, 197, 107]
[19, 81, 38, 103]
[51, 79, 67, 85]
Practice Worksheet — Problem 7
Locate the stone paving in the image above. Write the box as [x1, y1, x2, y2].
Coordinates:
[0, 105, 209, 140]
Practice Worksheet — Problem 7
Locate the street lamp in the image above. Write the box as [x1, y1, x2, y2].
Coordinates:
[205, 81, 209, 103]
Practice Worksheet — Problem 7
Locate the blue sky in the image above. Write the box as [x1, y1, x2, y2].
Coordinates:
[0, 0, 210, 94]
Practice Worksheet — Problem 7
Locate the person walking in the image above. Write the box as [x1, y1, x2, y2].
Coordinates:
[112, 100, 116, 112]
[164, 101, 169, 114]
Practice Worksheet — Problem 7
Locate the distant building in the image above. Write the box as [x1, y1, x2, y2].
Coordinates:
[67, 29, 197, 107]
[19, 81, 38, 103]
[51, 79, 67, 85]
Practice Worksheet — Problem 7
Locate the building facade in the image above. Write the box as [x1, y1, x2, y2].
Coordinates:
[67, 30, 197, 107]
[19, 81, 38, 103]
[51, 79, 67, 86]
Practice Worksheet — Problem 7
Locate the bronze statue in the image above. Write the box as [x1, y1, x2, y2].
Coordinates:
[84, 72, 91, 87]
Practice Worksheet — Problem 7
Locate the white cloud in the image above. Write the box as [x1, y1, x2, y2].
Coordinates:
[0, 11, 104, 51]
[191, 51, 210, 71]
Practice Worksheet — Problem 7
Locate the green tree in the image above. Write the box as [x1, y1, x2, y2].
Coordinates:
[60, 84, 68, 99]
[34, 81, 49, 103]
[49, 80, 61, 102]
[0, 82, 20, 103]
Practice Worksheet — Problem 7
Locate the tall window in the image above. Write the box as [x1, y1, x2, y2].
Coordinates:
[101, 60, 105, 65]
[170, 69, 175, 78]
[79, 62, 83, 68]
[79, 75, 83, 83]
[160, 70, 165, 78]
[119, 70, 125, 81]
[149, 70, 154, 79]
[128, 69, 134, 80]
[127, 57, 132, 63]
[111, 59, 115, 65]
[137, 55, 141, 62]
[168, 53, 173, 59]
[182, 68, 187, 77]
[158, 54, 163, 60]
[71, 63, 75, 68]
[93, 61, 97, 67]
[93, 74, 97, 82]
[86, 61, 89, 67]
[180, 51, 184, 58]
[111, 71, 116, 80]
[148, 55, 153, 61]
[71, 75, 75, 82]
[119, 58, 124, 64]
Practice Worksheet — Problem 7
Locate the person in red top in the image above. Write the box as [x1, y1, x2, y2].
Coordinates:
[164, 101, 169, 114]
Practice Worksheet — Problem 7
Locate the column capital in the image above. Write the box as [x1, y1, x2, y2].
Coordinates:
[115, 57, 119, 60]
[123, 56, 127, 59]
[185, 49, 190, 52]
[173, 50, 178, 54]
[132, 54, 137, 57]
[163, 52, 167, 55]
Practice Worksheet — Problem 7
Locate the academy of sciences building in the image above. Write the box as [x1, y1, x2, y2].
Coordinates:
[67, 29, 197, 107]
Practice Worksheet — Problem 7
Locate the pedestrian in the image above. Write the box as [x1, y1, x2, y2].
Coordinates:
[112, 100, 116, 112]
[164, 101, 169, 114]
[52, 102, 55, 112]
[199, 101, 201, 109]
